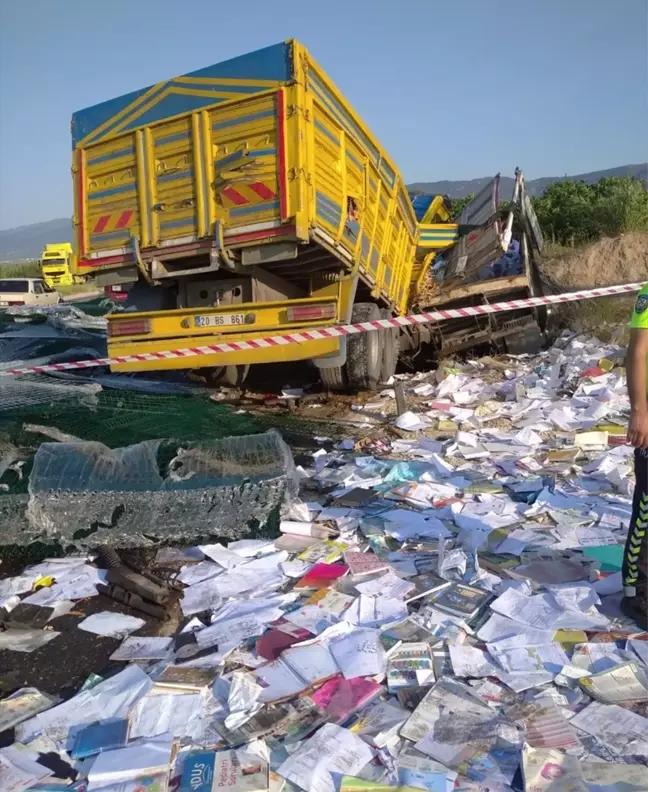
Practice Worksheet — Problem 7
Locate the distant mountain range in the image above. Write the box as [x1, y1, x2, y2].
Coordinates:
[408, 163, 648, 199]
[1, 163, 646, 262]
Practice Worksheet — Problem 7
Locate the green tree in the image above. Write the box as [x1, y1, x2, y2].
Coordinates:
[532, 180, 596, 246]
[591, 176, 648, 236]
[449, 193, 475, 220]
[532, 176, 648, 246]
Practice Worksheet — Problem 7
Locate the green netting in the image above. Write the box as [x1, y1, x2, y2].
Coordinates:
[3, 390, 261, 448]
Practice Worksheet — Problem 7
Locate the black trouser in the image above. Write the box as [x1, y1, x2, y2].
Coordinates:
[623, 448, 648, 597]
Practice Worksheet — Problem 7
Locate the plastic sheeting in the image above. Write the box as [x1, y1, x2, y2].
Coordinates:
[19, 430, 298, 548]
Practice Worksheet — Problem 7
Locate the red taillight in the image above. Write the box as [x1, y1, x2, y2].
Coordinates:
[104, 285, 129, 302]
[286, 303, 336, 322]
[7, 301, 25, 306]
[108, 319, 151, 337]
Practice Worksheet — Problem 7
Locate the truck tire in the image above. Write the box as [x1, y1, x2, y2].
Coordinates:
[380, 308, 398, 382]
[191, 364, 250, 388]
[319, 365, 346, 391]
[346, 302, 382, 392]
[317, 303, 382, 392]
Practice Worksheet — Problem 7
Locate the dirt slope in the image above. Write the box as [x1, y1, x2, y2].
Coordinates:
[541, 233, 648, 289]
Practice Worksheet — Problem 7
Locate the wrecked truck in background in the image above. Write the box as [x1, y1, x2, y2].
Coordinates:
[410, 168, 547, 359]
[69, 40, 546, 390]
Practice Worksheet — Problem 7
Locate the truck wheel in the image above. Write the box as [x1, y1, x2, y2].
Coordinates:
[193, 364, 250, 388]
[380, 308, 398, 382]
[319, 365, 346, 391]
[346, 302, 382, 392]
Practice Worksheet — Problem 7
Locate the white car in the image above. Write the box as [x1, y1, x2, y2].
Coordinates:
[0, 278, 62, 307]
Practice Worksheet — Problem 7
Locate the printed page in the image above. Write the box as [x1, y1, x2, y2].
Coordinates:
[521, 745, 587, 792]
[281, 643, 340, 686]
[579, 662, 648, 704]
[128, 692, 203, 740]
[277, 723, 374, 792]
[329, 629, 387, 679]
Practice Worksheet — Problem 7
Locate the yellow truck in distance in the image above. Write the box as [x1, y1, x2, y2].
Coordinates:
[71, 40, 544, 388]
[40, 242, 84, 288]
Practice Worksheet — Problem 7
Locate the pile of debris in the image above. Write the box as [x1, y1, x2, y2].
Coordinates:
[0, 330, 647, 792]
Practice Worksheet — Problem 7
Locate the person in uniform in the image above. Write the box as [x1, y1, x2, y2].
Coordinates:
[624, 283, 648, 629]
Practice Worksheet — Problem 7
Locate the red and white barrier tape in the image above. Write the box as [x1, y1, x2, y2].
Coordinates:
[1, 280, 645, 377]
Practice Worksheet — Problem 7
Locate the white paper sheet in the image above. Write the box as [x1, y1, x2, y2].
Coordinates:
[78, 611, 145, 639]
[177, 560, 223, 586]
[449, 646, 501, 678]
[277, 723, 374, 792]
[570, 701, 648, 755]
[329, 628, 386, 679]
[18, 665, 153, 746]
[0, 745, 52, 792]
[0, 628, 60, 653]
[88, 732, 175, 787]
[110, 636, 174, 662]
[341, 594, 408, 628]
[281, 643, 339, 685]
[129, 692, 203, 739]
[284, 605, 340, 635]
[356, 571, 414, 600]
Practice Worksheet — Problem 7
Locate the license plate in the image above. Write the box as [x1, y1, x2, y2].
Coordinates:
[194, 313, 247, 328]
[0, 301, 8, 306]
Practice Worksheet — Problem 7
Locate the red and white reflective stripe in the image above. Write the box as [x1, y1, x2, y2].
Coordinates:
[1, 281, 645, 377]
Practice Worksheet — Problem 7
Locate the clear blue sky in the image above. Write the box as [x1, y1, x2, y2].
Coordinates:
[1, 0, 646, 230]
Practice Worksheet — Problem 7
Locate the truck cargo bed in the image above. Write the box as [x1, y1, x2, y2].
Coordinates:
[73, 40, 417, 316]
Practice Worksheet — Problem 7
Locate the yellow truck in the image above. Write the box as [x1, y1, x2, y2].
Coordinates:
[71, 40, 544, 388]
[40, 242, 84, 288]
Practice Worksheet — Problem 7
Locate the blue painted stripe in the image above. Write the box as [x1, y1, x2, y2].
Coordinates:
[73, 42, 291, 146]
[90, 230, 130, 243]
[83, 82, 170, 145]
[316, 206, 342, 226]
[420, 231, 458, 239]
[308, 73, 378, 162]
[317, 205, 341, 226]
[88, 147, 134, 166]
[158, 169, 193, 182]
[212, 108, 274, 131]
[346, 148, 363, 171]
[215, 146, 276, 168]
[171, 81, 272, 95]
[315, 191, 342, 212]
[369, 180, 378, 192]
[314, 119, 339, 146]
[155, 131, 189, 147]
[88, 183, 136, 201]
[249, 146, 276, 157]
[230, 199, 279, 217]
[370, 250, 379, 271]
[343, 219, 359, 238]
[379, 160, 396, 189]
[160, 216, 197, 230]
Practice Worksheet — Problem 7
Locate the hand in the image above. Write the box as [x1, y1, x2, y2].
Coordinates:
[628, 410, 648, 449]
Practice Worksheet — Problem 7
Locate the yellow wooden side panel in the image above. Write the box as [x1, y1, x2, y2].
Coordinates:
[306, 56, 418, 313]
[85, 135, 139, 252]
[311, 102, 346, 243]
[209, 92, 281, 230]
[151, 117, 198, 243]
